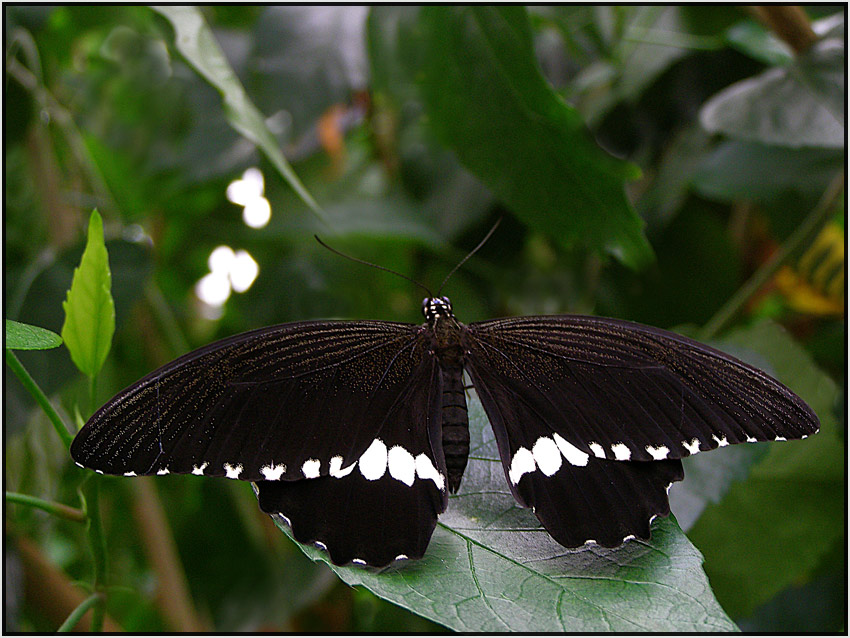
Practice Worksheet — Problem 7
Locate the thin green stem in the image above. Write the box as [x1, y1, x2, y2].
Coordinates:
[699, 172, 844, 341]
[5, 349, 73, 448]
[57, 592, 104, 632]
[6, 49, 118, 216]
[623, 26, 722, 51]
[5, 491, 86, 523]
[144, 282, 190, 357]
[89, 374, 98, 419]
[82, 479, 108, 632]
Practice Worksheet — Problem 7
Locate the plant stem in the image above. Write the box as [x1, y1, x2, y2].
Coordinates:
[5, 349, 74, 448]
[699, 172, 844, 341]
[6, 491, 86, 523]
[89, 374, 98, 419]
[748, 5, 817, 55]
[57, 592, 104, 632]
[132, 478, 208, 630]
[6, 35, 118, 215]
[82, 479, 108, 632]
[144, 282, 190, 357]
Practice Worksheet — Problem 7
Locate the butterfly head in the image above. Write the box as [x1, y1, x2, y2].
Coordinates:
[422, 296, 454, 323]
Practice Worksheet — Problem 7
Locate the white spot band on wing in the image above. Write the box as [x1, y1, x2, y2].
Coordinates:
[359, 439, 388, 481]
[301, 458, 321, 479]
[415, 453, 445, 491]
[645, 444, 669, 460]
[224, 463, 243, 479]
[553, 433, 589, 467]
[532, 437, 563, 476]
[508, 447, 536, 485]
[611, 442, 631, 461]
[192, 462, 209, 475]
[682, 438, 701, 455]
[261, 463, 286, 480]
[329, 455, 355, 478]
[388, 446, 416, 486]
[712, 434, 729, 447]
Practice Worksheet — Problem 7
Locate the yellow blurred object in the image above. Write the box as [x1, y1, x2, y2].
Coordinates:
[774, 223, 844, 316]
[318, 104, 347, 177]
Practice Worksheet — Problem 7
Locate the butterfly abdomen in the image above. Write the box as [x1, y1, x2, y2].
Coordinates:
[426, 301, 471, 493]
[440, 365, 469, 493]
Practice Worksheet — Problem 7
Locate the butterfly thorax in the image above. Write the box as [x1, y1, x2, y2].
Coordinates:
[423, 296, 469, 492]
[423, 296, 464, 366]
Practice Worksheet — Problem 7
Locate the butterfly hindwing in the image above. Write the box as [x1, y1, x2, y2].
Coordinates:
[256, 354, 448, 566]
[71, 321, 432, 484]
[464, 315, 818, 465]
[466, 352, 685, 546]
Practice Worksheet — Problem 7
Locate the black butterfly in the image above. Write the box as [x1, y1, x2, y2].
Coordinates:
[71, 294, 819, 567]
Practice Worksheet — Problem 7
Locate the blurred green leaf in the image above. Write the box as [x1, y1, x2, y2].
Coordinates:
[700, 27, 844, 148]
[367, 6, 496, 237]
[61, 210, 115, 378]
[635, 126, 713, 234]
[367, 6, 424, 104]
[693, 141, 842, 206]
[688, 320, 843, 619]
[737, 543, 845, 632]
[602, 203, 741, 328]
[416, 6, 653, 270]
[535, 6, 731, 125]
[249, 6, 369, 139]
[5, 319, 63, 350]
[268, 395, 736, 632]
[671, 445, 769, 533]
[724, 20, 794, 66]
[152, 5, 322, 218]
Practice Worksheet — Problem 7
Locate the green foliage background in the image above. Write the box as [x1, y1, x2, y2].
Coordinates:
[4, 5, 845, 632]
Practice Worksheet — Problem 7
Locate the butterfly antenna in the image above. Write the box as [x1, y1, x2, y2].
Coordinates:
[436, 217, 502, 296]
[314, 235, 433, 298]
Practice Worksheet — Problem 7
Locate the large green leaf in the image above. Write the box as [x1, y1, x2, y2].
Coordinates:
[687, 320, 842, 619]
[700, 15, 844, 148]
[693, 141, 842, 206]
[266, 395, 736, 632]
[723, 19, 794, 67]
[152, 6, 323, 218]
[367, 6, 497, 238]
[5, 319, 62, 350]
[416, 6, 653, 270]
[61, 210, 115, 378]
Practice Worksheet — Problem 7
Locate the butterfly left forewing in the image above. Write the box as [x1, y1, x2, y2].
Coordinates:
[71, 320, 431, 482]
[72, 319, 452, 566]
